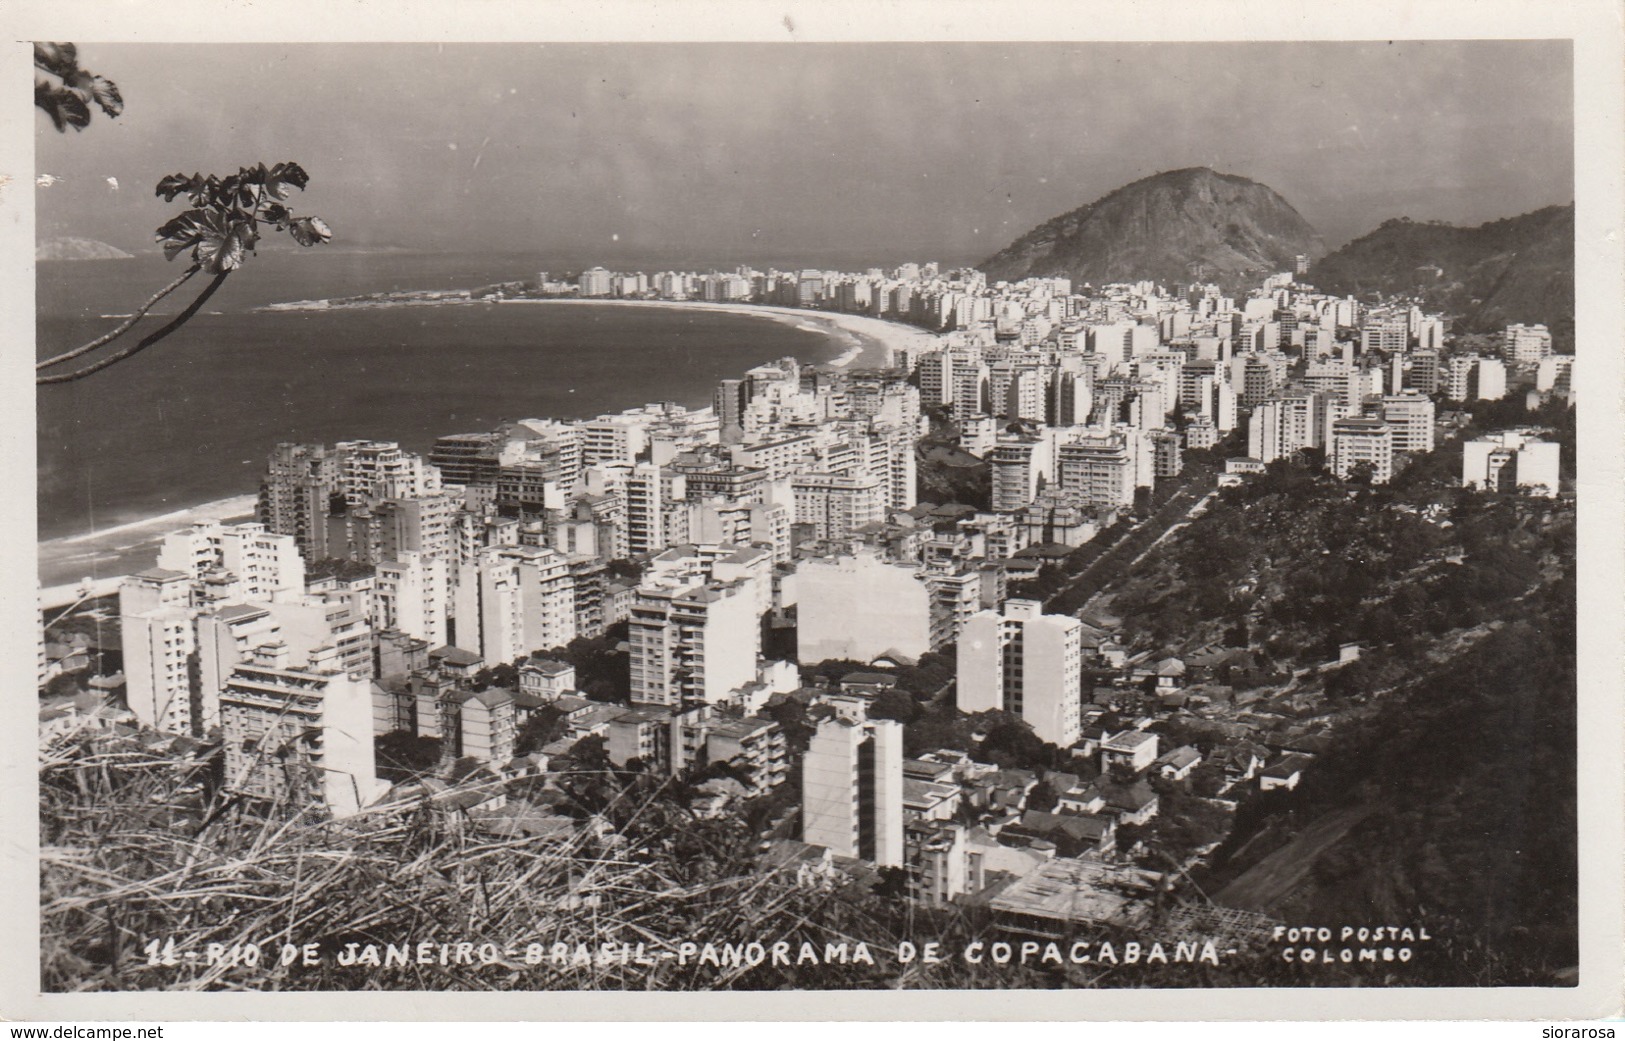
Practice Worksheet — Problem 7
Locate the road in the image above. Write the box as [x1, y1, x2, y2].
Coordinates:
[1043, 472, 1219, 617]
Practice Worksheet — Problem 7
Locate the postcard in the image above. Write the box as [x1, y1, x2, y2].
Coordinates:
[3, 0, 1621, 1023]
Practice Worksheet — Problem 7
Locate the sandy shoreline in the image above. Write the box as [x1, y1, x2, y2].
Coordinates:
[40, 300, 942, 603]
[266, 294, 942, 371]
[494, 298, 942, 371]
[39, 494, 259, 607]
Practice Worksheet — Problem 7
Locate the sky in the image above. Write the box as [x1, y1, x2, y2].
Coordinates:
[34, 41, 1574, 265]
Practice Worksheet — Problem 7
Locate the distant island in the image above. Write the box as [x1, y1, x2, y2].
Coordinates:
[36, 237, 134, 261]
[259, 288, 477, 312]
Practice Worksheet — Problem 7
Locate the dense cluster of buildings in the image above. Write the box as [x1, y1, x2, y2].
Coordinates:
[543, 264, 1571, 493]
[56, 257, 1568, 924]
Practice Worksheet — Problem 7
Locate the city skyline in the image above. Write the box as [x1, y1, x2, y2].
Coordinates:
[16, 3, 1618, 1017]
[36, 41, 1573, 262]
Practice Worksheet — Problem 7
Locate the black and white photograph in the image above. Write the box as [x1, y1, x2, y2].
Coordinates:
[5, 0, 1623, 1023]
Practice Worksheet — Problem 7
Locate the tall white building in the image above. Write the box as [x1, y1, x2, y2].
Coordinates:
[1474, 357, 1508, 401]
[1280, 394, 1331, 454]
[375, 551, 449, 648]
[621, 463, 688, 557]
[1503, 324, 1553, 367]
[156, 521, 306, 602]
[1056, 433, 1135, 509]
[1381, 391, 1437, 453]
[802, 713, 904, 866]
[796, 553, 933, 665]
[1462, 430, 1562, 497]
[1536, 355, 1576, 397]
[1050, 369, 1094, 427]
[1331, 417, 1395, 484]
[916, 351, 952, 407]
[195, 603, 285, 734]
[1247, 399, 1286, 464]
[578, 266, 613, 297]
[454, 546, 577, 664]
[790, 472, 885, 541]
[990, 433, 1058, 513]
[581, 416, 649, 466]
[119, 568, 197, 734]
[335, 440, 442, 507]
[1445, 355, 1508, 402]
[956, 599, 1084, 747]
[627, 576, 761, 707]
[950, 361, 991, 422]
[219, 643, 381, 818]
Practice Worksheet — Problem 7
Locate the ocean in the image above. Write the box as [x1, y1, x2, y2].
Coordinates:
[36, 250, 848, 583]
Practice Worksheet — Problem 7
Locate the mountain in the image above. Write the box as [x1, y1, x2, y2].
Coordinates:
[36, 237, 134, 261]
[980, 167, 1325, 290]
[1307, 204, 1574, 344]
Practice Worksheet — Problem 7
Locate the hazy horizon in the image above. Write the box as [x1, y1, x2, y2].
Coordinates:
[36, 41, 1573, 265]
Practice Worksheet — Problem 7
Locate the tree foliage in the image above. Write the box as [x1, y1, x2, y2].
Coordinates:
[34, 43, 121, 133]
[153, 163, 329, 274]
[374, 730, 442, 783]
[37, 161, 332, 384]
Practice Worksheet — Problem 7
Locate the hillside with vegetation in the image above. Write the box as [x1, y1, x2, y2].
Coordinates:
[1307, 205, 1574, 346]
[981, 167, 1326, 291]
[1101, 404, 1577, 984]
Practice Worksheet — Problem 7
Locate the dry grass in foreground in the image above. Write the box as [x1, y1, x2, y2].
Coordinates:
[38, 722, 1037, 992]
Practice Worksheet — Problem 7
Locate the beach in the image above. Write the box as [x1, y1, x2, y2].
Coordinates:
[38, 494, 259, 607]
[262, 292, 942, 372]
[38, 297, 942, 605]
[494, 298, 942, 371]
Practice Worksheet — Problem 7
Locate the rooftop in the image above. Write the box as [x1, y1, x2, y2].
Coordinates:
[131, 568, 189, 582]
[1102, 730, 1157, 751]
[215, 603, 270, 622]
[429, 646, 484, 667]
[521, 658, 575, 676]
[988, 858, 1159, 927]
[840, 671, 898, 688]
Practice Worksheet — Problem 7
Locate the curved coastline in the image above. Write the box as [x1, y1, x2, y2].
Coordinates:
[494, 297, 940, 371]
[39, 493, 261, 607]
[261, 294, 942, 372]
[39, 300, 942, 603]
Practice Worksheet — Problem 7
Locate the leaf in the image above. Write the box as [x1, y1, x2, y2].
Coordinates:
[289, 216, 332, 247]
[34, 80, 65, 132]
[33, 42, 77, 78]
[183, 173, 209, 206]
[193, 213, 252, 273]
[49, 88, 90, 131]
[154, 209, 239, 267]
[258, 201, 291, 228]
[156, 173, 199, 202]
[265, 161, 310, 200]
[62, 69, 96, 102]
[154, 210, 209, 260]
[90, 76, 122, 118]
[155, 210, 207, 241]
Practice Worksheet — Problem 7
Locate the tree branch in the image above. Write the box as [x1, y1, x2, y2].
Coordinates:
[35, 264, 202, 372]
[37, 271, 232, 385]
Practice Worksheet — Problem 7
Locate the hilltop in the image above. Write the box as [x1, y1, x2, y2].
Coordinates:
[1307, 205, 1574, 344]
[36, 236, 134, 261]
[980, 167, 1325, 291]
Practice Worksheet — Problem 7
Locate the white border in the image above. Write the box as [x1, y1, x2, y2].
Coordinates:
[1, 0, 1619, 1022]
